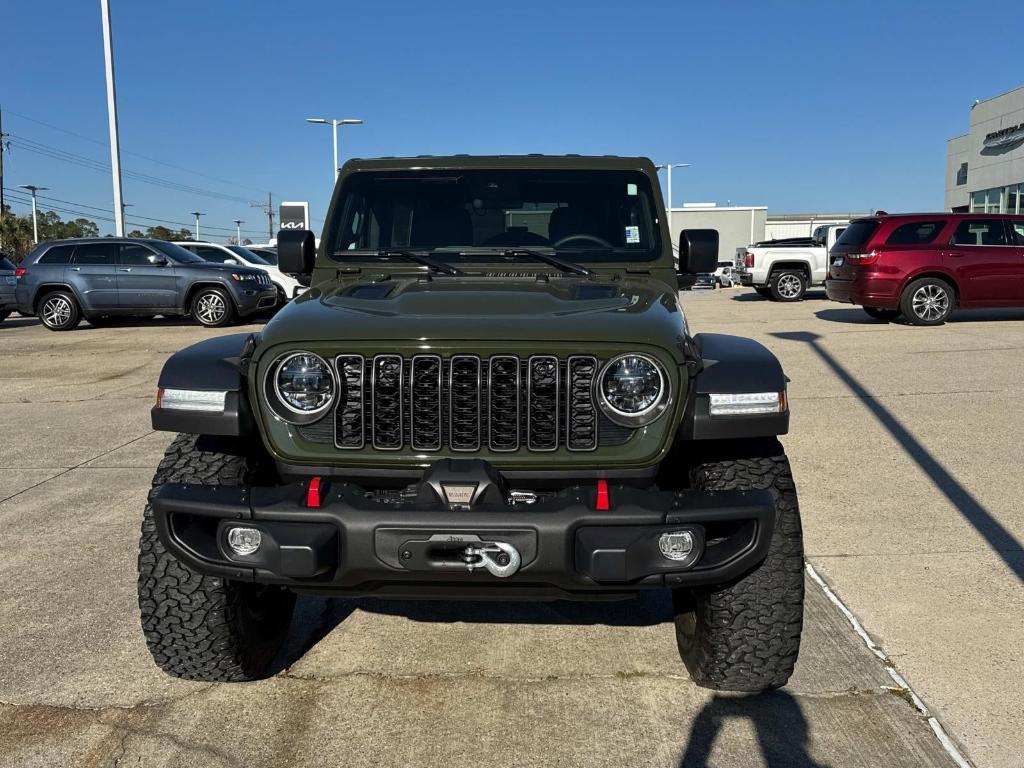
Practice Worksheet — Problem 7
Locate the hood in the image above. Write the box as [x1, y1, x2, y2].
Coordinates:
[259, 276, 687, 358]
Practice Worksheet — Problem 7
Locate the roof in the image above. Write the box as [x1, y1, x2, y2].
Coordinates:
[340, 154, 658, 173]
[852, 211, 1024, 222]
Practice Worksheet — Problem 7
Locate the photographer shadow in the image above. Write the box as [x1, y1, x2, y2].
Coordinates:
[680, 691, 829, 768]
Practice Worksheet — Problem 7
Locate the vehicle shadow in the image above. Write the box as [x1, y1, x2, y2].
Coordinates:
[0, 316, 41, 329]
[771, 330, 1024, 583]
[270, 590, 672, 674]
[732, 290, 830, 303]
[816, 307, 1024, 325]
[678, 692, 829, 768]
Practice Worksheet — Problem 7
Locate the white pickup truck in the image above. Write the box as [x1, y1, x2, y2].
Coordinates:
[734, 223, 846, 301]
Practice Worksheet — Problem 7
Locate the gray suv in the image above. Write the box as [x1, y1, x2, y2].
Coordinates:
[15, 238, 277, 331]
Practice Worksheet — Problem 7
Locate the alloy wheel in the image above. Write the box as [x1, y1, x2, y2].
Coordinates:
[196, 293, 226, 325]
[42, 296, 72, 328]
[911, 284, 949, 322]
[777, 274, 803, 299]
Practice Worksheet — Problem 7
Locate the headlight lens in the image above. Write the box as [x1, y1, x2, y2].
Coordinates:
[273, 352, 335, 416]
[597, 353, 669, 426]
[231, 272, 259, 282]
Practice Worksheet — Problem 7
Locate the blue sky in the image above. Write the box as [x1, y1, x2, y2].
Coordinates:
[3, 0, 1022, 239]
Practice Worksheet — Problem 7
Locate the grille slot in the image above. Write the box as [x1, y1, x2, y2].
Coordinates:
[371, 355, 403, 450]
[489, 356, 520, 451]
[449, 356, 481, 451]
[332, 352, 615, 452]
[334, 355, 365, 449]
[566, 355, 598, 450]
[410, 355, 442, 451]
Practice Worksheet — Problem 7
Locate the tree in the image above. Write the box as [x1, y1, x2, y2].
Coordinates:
[143, 225, 192, 241]
[127, 229, 145, 238]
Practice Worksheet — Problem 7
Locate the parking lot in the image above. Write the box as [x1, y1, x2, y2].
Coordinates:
[1, 288, 1021, 767]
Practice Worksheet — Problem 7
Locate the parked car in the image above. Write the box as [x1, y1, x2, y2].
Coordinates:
[735, 223, 847, 301]
[174, 242, 302, 304]
[715, 261, 735, 287]
[826, 213, 1024, 325]
[14, 238, 276, 331]
[245, 246, 278, 265]
[141, 154, 803, 693]
[1, 253, 17, 323]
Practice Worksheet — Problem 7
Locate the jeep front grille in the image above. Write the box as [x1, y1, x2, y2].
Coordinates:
[331, 353, 601, 452]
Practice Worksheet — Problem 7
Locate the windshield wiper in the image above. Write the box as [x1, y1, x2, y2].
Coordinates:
[458, 248, 592, 276]
[333, 249, 465, 276]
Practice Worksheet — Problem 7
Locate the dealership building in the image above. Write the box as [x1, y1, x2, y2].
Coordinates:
[946, 85, 1024, 213]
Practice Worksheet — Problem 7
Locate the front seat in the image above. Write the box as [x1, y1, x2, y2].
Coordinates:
[409, 203, 473, 248]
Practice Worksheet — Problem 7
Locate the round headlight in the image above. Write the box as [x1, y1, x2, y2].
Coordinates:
[272, 352, 335, 417]
[597, 353, 670, 427]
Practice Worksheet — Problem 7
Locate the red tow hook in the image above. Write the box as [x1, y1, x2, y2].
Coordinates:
[306, 476, 323, 508]
[595, 479, 610, 511]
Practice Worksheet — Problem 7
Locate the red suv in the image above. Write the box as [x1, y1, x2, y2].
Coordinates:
[826, 213, 1024, 325]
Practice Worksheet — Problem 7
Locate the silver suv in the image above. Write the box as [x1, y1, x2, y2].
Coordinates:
[15, 238, 276, 331]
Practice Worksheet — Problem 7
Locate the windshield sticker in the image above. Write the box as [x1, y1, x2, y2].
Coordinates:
[624, 225, 640, 244]
[626, 183, 638, 196]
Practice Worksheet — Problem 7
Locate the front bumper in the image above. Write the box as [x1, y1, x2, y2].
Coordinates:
[233, 285, 278, 316]
[152, 480, 776, 599]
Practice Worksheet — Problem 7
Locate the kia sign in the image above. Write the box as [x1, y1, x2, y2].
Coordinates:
[280, 201, 310, 230]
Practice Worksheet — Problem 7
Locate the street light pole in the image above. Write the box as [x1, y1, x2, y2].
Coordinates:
[19, 185, 48, 244]
[190, 211, 204, 240]
[656, 162, 691, 242]
[306, 117, 363, 183]
[233, 219, 243, 244]
[99, 0, 126, 236]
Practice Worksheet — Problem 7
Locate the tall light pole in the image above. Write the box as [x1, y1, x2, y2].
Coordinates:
[100, 0, 125, 236]
[19, 185, 48, 244]
[306, 117, 362, 183]
[233, 219, 244, 244]
[656, 163, 691, 242]
[190, 211, 204, 240]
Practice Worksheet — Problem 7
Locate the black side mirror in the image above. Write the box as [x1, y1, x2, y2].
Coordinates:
[277, 229, 317, 276]
[678, 229, 719, 274]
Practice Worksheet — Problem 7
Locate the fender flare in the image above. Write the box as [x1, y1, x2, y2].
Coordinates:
[680, 333, 789, 440]
[151, 333, 256, 436]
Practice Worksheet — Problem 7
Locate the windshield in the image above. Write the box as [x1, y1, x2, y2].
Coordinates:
[227, 245, 271, 265]
[328, 168, 662, 264]
[250, 248, 277, 265]
[149, 241, 205, 263]
[0, 256, 15, 271]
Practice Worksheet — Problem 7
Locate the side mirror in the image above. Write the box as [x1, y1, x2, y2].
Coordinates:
[150, 255, 169, 267]
[678, 229, 719, 274]
[278, 229, 317, 276]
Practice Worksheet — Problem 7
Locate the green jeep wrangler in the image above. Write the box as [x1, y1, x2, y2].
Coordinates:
[139, 155, 803, 691]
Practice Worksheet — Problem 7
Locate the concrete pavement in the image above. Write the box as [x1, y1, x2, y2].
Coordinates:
[0, 296, 1010, 766]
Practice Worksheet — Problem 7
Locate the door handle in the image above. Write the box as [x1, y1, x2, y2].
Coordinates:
[945, 251, 965, 258]
[118, 267, 132, 272]
[70, 267, 81, 271]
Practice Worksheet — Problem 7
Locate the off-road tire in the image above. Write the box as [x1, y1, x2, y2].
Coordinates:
[753, 286, 772, 299]
[37, 290, 81, 331]
[191, 287, 235, 328]
[899, 277, 955, 326]
[673, 440, 804, 691]
[863, 306, 901, 322]
[768, 270, 807, 302]
[138, 433, 295, 681]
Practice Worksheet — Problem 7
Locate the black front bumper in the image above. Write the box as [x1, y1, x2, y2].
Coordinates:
[152, 480, 776, 599]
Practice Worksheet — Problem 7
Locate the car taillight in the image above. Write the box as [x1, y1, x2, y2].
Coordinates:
[14, 267, 26, 278]
[743, 252, 754, 268]
[846, 251, 880, 266]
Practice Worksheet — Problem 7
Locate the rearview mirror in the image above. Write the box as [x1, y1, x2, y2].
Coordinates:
[277, 229, 317, 276]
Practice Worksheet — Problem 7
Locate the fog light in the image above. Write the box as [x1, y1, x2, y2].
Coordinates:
[708, 391, 784, 416]
[227, 527, 262, 556]
[659, 530, 695, 562]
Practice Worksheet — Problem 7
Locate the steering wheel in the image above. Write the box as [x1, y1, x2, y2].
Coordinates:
[552, 233, 613, 249]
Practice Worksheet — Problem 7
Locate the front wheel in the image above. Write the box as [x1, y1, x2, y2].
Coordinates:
[673, 441, 804, 691]
[900, 277, 954, 326]
[138, 434, 295, 681]
[192, 287, 234, 327]
[769, 270, 807, 302]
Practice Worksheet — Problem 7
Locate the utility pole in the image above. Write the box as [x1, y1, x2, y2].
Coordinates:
[100, 0, 126, 236]
[0, 106, 7, 247]
[190, 211, 204, 240]
[251, 192, 275, 241]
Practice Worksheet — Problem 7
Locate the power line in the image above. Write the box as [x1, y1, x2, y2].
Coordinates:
[5, 108, 269, 196]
